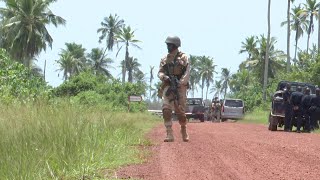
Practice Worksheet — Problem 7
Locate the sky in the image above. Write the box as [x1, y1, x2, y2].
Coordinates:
[0, 0, 318, 98]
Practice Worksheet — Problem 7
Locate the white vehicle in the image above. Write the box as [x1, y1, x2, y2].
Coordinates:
[221, 98, 245, 121]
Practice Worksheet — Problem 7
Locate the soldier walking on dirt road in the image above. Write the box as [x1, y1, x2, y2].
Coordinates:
[157, 35, 190, 142]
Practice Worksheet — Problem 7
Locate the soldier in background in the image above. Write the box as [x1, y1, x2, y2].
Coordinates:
[211, 97, 221, 122]
[301, 87, 312, 133]
[310, 88, 320, 130]
[157, 35, 190, 142]
[284, 83, 293, 132]
[290, 86, 304, 133]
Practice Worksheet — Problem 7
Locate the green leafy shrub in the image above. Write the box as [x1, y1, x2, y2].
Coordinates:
[0, 49, 50, 104]
[53, 72, 147, 111]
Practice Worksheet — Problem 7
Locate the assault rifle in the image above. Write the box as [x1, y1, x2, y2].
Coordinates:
[165, 75, 180, 103]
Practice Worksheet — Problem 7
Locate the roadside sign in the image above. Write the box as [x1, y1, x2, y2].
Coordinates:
[128, 95, 142, 102]
[128, 95, 143, 112]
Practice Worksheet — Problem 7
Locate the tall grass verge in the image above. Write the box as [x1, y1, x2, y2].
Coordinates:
[241, 109, 269, 125]
[0, 101, 161, 179]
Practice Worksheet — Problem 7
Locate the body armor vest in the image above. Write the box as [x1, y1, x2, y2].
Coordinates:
[163, 52, 186, 79]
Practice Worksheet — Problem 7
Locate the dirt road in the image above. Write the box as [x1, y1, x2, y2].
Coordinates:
[116, 121, 320, 180]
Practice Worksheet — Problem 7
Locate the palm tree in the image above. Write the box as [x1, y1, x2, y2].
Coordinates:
[87, 48, 114, 77]
[56, 52, 73, 81]
[0, 0, 66, 67]
[243, 35, 285, 83]
[246, 35, 286, 84]
[149, 66, 155, 99]
[97, 14, 124, 51]
[115, 25, 142, 83]
[189, 55, 201, 97]
[133, 69, 145, 83]
[229, 69, 250, 93]
[97, 13, 124, 65]
[263, 0, 272, 101]
[239, 36, 258, 60]
[286, 0, 295, 72]
[198, 56, 216, 100]
[126, 56, 141, 82]
[300, 0, 320, 53]
[61, 42, 87, 75]
[281, 5, 309, 63]
[209, 80, 222, 99]
[151, 81, 162, 101]
[220, 68, 232, 99]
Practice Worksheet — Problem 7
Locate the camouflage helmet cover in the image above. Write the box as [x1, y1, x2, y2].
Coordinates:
[165, 36, 181, 47]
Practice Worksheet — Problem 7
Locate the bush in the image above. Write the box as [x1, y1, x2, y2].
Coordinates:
[53, 72, 147, 112]
[0, 49, 50, 104]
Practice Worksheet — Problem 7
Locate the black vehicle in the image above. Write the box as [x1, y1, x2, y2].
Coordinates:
[185, 98, 206, 122]
[268, 81, 316, 131]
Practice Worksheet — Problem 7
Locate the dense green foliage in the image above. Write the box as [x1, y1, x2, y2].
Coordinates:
[0, 49, 50, 104]
[54, 71, 147, 111]
[0, 48, 147, 112]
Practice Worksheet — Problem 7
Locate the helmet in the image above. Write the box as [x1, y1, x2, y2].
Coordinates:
[165, 36, 181, 47]
[297, 86, 302, 92]
[304, 87, 310, 94]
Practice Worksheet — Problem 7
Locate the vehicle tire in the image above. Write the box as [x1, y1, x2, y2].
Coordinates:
[199, 115, 205, 122]
[269, 115, 278, 131]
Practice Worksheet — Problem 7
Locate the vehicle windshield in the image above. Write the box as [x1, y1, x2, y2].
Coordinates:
[224, 100, 243, 107]
[187, 99, 202, 105]
[277, 81, 316, 94]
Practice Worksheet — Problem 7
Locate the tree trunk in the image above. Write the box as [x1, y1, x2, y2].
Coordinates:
[201, 81, 204, 99]
[128, 69, 133, 82]
[307, 15, 313, 54]
[122, 42, 129, 83]
[205, 85, 209, 101]
[286, 0, 291, 72]
[263, 0, 271, 102]
[294, 30, 299, 64]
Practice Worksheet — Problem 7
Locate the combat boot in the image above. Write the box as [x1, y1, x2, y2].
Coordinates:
[164, 127, 174, 142]
[180, 125, 189, 142]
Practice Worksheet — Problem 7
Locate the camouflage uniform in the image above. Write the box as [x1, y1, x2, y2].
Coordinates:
[211, 100, 221, 122]
[158, 39, 190, 142]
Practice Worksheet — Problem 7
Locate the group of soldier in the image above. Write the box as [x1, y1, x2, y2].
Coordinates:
[283, 83, 320, 133]
[210, 97, 222, 122]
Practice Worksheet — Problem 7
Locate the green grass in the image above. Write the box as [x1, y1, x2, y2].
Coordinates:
[0, 102, 161, 179]
[241, 110, 269, 125]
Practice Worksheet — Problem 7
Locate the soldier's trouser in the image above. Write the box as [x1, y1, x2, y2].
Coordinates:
[284, 104, 292, 130]
[162, 85, 187, 126]
[163, 108, 174, 142]
[216, 110, 221, 121]
[310, 108, 320, 129]
[302, 110, 310, 131]
[293, 109, 302, 131]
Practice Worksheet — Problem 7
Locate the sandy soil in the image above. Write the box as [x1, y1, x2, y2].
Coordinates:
[116, 121, 320, 180]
